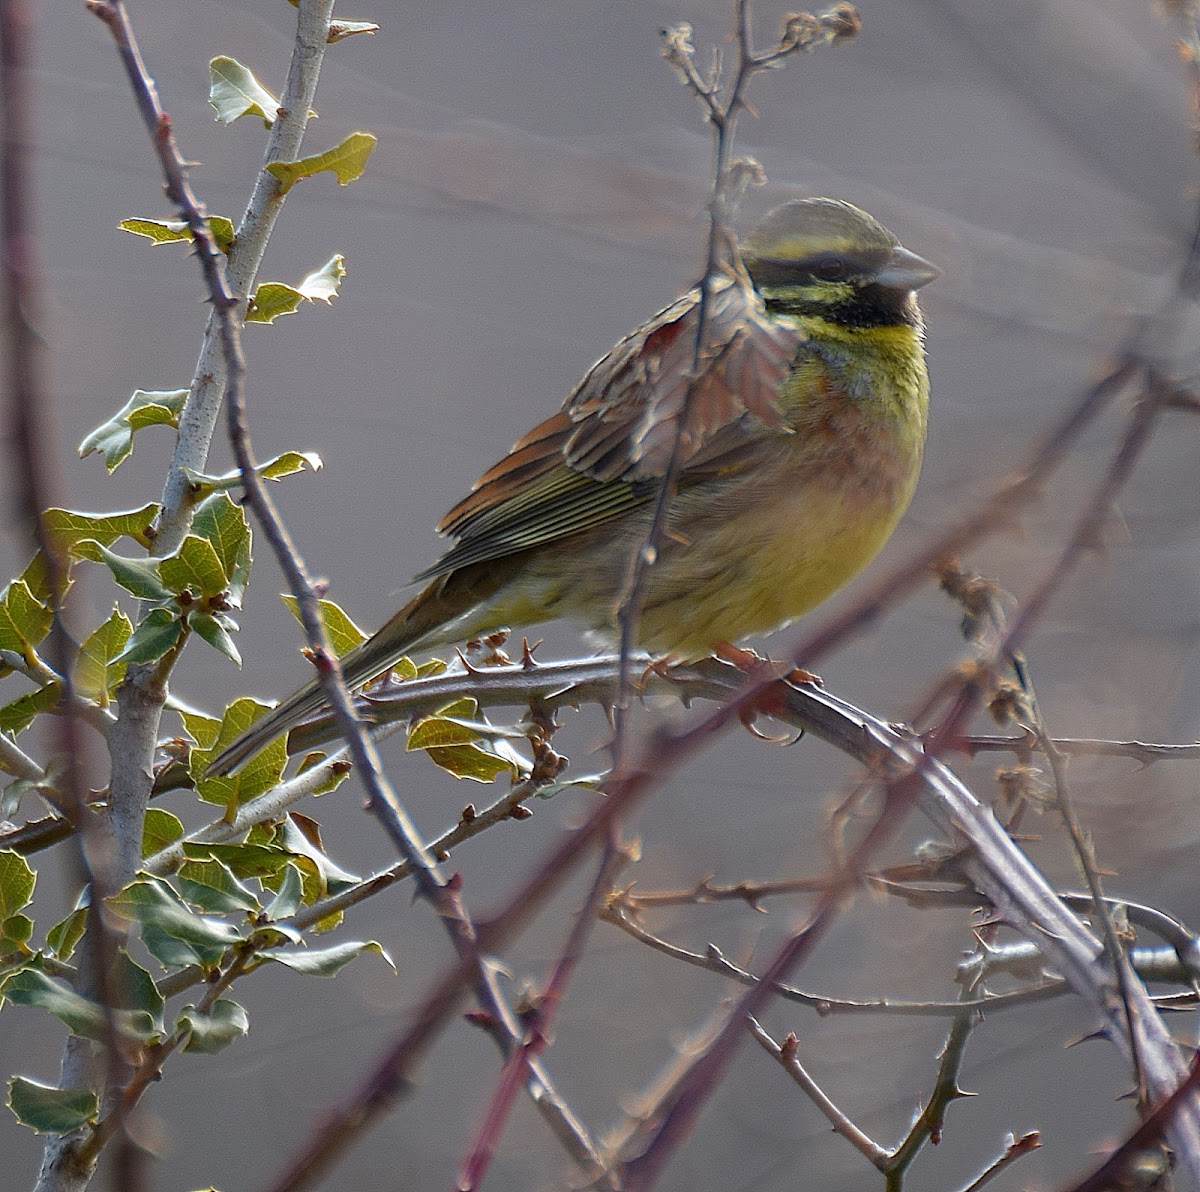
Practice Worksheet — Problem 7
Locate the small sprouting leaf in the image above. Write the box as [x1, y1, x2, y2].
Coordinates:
[181, 452, 323, 495]
[8, 1076, 98, 1134]
[2, 777, 37, 818]
[191, 495, 251, 607]
[176, 999, 248, 1054]
[328, 18, 380, 42]
[115, 608, 184, 666]
[160, 535, 227, 601]
[208, 56, 280, 126]
[245, 257, 344, 323]
[296, 255, 345, 304]
[259, 939, 393, 978]
[280, 595, 367, 657]
[266, 131, 376, 195]
[258, 451, 323, 482]
[73, 540, 169, 602]
[141, 808, 184, 859]
[0, 851, 36, 920]
[118, 217, 235, 254]
[244, 282, 304, 325]
[74, 606, 133, 702]
[532, 772, 607, 800]
[79, 388, 188, 472]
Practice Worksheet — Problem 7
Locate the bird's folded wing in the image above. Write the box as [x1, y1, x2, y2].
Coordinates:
[418, 275, 804, 581]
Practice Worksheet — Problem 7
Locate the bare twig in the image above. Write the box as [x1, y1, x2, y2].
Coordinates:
[603, 897, 1068, 1017]
[957, 1132, 1041, 1192]
[748, 1016, 889, 1170]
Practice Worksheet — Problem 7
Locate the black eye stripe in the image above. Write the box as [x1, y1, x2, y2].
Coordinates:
[745, 247, 889, 287]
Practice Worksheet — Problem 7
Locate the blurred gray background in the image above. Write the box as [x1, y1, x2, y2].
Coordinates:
[4, 0, 1200, 1189]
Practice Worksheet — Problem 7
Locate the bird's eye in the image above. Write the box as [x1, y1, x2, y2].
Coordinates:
[810, 257, 851, 282]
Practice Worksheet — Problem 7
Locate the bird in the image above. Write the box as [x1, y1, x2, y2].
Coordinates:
[207, 197, 937, 776]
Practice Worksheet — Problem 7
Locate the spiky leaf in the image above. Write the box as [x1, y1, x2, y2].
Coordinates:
[208, 56, 280, 126]
[266, 132, 376, 195]
[8, 1077, 97, 1134]
[79, 388, 188, 472]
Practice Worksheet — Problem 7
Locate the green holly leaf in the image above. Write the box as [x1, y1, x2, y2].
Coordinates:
[73, 540, 169, 602]
[115, 608, 184, 667]
[189, 613, 241, 667]
[0, 851, 36, 920]
[8, 1076, 98, 1134]
[118, 216, 235, 254]
[2, 968, 156, 1042]
[243, 282, 304, 325]
[280, 594, 367, 657]
[183, 841, 291, 887]
[208, 56, 280, 126]
[262, 862, 303, 921]
[177, 859, 259, 914]
[1, 913, 34, 953]
[191, 495, 251, 607]
[406, 699, 525, 783]
[266, 132, 376, 195]
[43, 504, 159, 554]
[189, 698, 286, 813]
[79, 388, 188, 473]
[0, 685, 61, 735]
[107, 877, 243, 969]
[259, 939, 393, 977]
[141, 808, 184, 859]
[259, 451, 324, 482]
[73, 606, 132, 702]
[45, 907, 87, 961]
[160, 535, 227, 601]
[0, 579, 52, 669]
[245, 257, 345, 324]
[180, 451, 323, 495]
[275, 815, 359, 898]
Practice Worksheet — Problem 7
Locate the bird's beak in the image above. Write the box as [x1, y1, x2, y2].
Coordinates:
[875, 245, 940, 291]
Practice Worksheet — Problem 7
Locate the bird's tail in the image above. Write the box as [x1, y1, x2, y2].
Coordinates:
[205, 566, 501, 776]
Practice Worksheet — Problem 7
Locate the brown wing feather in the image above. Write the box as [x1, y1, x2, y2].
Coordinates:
[417, 272, 806, 582]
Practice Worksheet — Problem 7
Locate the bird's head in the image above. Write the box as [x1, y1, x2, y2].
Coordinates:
[741, 198, 939, 328]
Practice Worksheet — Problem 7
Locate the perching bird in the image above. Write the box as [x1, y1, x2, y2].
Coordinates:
[208, 198, 937, 775]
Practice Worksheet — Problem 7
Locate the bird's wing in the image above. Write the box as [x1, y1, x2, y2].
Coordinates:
[416, 274, 805, 580]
